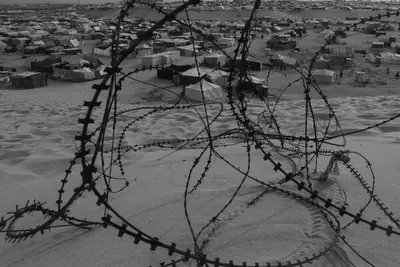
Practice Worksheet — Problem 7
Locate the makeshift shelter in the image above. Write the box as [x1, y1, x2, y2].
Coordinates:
[313, 56, 330, 69]
[157, 64, 192, 80]
[53, 64, 104, 82]
[134, 43, 153, 58]
[176, 45, 201, 57]
[203, 54, 227, 68]
[312, 69, 335, 85]
[225, 56, 262, 71]
[185, 79, 223, 102]
[180, 67, 212, 86]
[0, 71, 11, 85]
[369, 52, 400, 65]
[141, 51, 180, 67]
[24, 46, 39, 54]
[30, 55, 62, 73]
[11, 71, 48, 89]
[93, 45, 111, 57]
[237, 75, 266, 92]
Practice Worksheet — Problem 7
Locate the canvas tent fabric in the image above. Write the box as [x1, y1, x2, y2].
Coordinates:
[206, 70, 230, 87]
[248, 75, 265, 84]
[180, 67, 213, 86]
[185, 80, 223, 102]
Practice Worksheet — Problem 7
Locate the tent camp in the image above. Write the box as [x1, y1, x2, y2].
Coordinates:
[185, 79, 223, 102]
[312, 69, 335, 85]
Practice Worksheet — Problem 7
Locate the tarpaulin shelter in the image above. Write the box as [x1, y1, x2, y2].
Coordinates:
[237, 75, 266, 93]
[31, 55, 62, 73]
[157, 64, 192, 80]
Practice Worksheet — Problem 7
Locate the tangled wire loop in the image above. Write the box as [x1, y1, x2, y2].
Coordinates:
[2, 1, 400, 267]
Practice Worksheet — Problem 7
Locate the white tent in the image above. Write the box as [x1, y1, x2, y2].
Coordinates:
[207, 70, 229, 86]
[0, 41, 7, 52]
[186, 79, 223, 102]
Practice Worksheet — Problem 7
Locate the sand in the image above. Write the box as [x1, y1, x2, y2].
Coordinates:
[0, 76, 400, 267]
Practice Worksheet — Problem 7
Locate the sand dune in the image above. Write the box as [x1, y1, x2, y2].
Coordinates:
[0, 85, 400, 267]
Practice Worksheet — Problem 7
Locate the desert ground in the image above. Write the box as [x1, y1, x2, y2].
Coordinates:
[1, 11, 400, 267]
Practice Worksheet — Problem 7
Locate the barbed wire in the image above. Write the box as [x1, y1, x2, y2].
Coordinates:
[1, 1, 400, 267]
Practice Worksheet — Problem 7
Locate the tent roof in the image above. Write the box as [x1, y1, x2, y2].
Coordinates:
[207, 70, 229, 78]
[181, 67, 212, 77]
[313, 69, 335, 76]
[187, 79, 221, 91]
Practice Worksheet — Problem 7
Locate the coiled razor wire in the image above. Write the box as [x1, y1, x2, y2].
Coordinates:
[1, 1, 400, 267]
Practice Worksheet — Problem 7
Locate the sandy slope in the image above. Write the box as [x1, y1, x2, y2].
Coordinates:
[0, 83, 400, 267]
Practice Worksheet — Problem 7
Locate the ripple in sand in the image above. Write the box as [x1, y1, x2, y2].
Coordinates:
[357, 113, 382, 121]
[4, 138, 22, 143]
[0, 149, 31, 160]
[128, 128, 141, 133]
[378, 125, 400, 133]
[333, 128, 377, 137]
[16, 109, 30, 115]
[47, 137, 63, 143]
[31, 129, 53, 137]
[218, 116, 234, 124]
[174, 115, 197, 124]
[313, 113, 334, 121]
[14, 134, 33, 140]
[216, 123, 230, 129]
[170, 127, 185, 134]
[23, 157, 70, 176]
[4, 158, 26, 165]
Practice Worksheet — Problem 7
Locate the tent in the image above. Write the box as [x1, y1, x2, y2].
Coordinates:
[185, 79, 223, 102]
[0, 41, 7, 52]
[180, 67, 212, 86]
[312, 69, 335, 85]
[207, 69, 230, 86]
